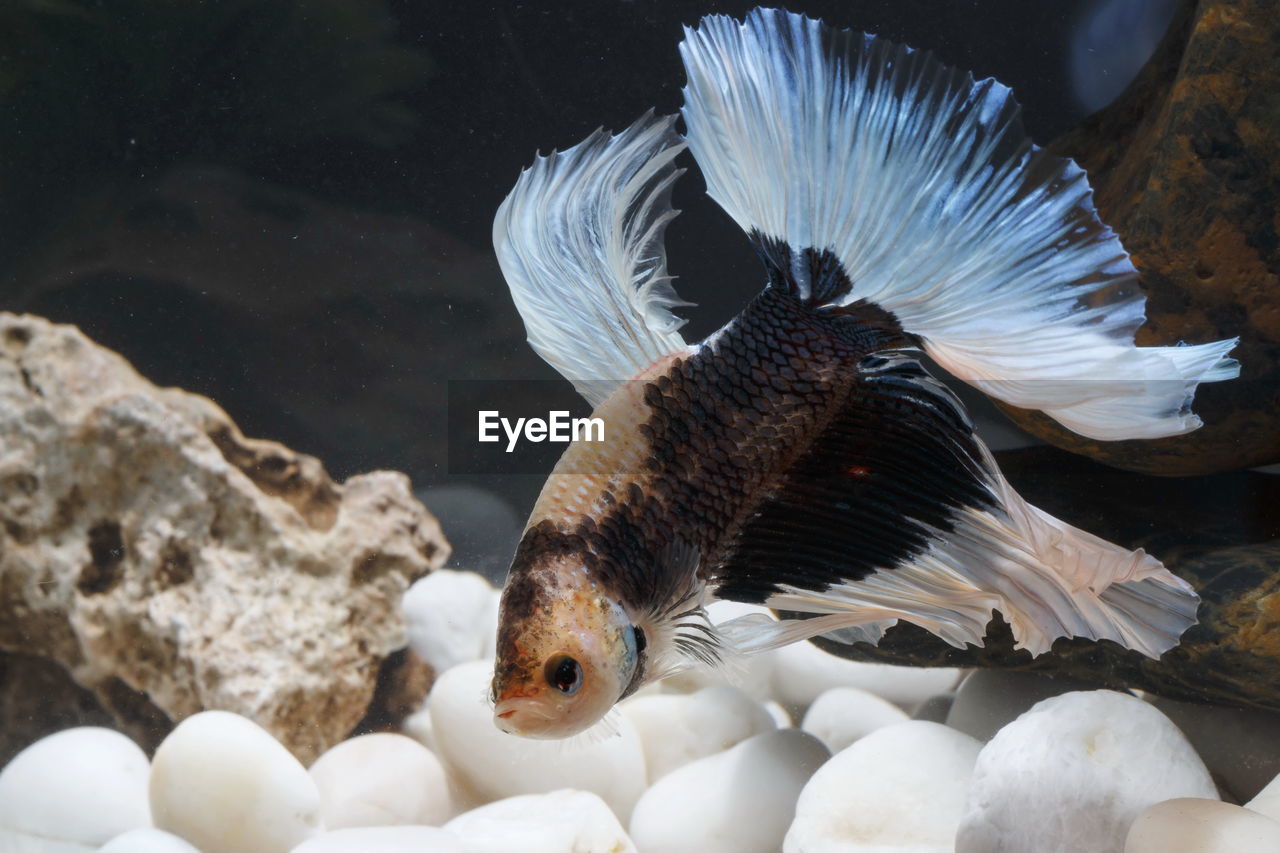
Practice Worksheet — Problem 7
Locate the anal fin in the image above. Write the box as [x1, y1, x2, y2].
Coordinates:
[710, 350, 1199, 660]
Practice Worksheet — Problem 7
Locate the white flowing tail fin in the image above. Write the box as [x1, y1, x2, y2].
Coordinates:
[679, 8, 1239, 441]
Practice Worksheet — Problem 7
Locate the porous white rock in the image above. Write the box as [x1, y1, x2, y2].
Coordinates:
[1125, 798, 1280, 851]
[403, 570, 499, 676]
[309, 733, 454, 828]
[784, 720, 981, 853]
[800, 686, 911, 753]
[428, 661, 647, 820]
[0, 727, 150, 849]
[621, 685, 775, 782]
[0, 313, 449, 762]
[629, 729, 829, 853]
[149, 710, 322, 853]
[289, 826, 464, 853]
[99, 828, 203, 852]
[444, 790, 635, 853]
[1247, 772, 1280, 822]
[956, 690, 1219, 853]
[770, 639, 962, 714]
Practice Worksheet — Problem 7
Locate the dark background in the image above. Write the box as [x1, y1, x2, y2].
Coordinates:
[0, 0, 1178, 572]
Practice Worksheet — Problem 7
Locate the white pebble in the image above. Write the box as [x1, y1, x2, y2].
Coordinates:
[770, 639, 961, 714]
[0, 727, 150, 848]
[402, 706, 437, 752]
[1125, 798, 1280, 852]
[1247, 772, 1280, 823]
[945, 669, 1104, 741]
[801, 686, 910, 753]
[629, 729, 829, 853]
[309, 733, 454, 828]
[100, 828, 203, 852]
[956, 690, 1219, 853]
[289, 826, 463, 853]
[403, 570, 499, 675]
[621, 685, 775, 783]
[1148, 695, 1280, 801]
[428, 661, 647, 821]
[445, 790, 635, 853]
[910, 693, 955, 723]
[149, 710, 323, 853]
[763, 701, 793, 729]
[0, 834, 92, 852]
[785, 720, 980, 853]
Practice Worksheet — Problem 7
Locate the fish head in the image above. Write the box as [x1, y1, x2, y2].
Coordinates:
[491, 561, 642, 738]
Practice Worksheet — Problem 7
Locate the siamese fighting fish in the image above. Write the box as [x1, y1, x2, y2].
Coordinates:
[488, 8, 1239, 738]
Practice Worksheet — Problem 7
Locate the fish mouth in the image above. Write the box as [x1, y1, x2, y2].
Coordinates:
[493, 697, 557, 736]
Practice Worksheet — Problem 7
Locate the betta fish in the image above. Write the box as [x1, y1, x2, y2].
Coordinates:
[487, 8, 1239, 738]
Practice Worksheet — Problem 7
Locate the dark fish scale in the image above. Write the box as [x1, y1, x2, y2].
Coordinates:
[508, 241, 997, 620]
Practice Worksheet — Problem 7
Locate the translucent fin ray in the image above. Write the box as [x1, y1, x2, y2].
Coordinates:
[493, 111, 694, 406]
[679, 8, 1238, 439]
[709, 351, 1198, 660]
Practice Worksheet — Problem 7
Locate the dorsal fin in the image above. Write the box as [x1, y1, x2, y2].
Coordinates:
[750, 231, 854, 305]
[680, 8, 1239, 441]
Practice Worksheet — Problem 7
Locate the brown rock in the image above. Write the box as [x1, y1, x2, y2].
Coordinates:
[997, 0, 1280, 475]
[0, 313, 449, 762]
[0, 652, 117, 767]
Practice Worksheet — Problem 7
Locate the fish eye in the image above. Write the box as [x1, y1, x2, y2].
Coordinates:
[544, 654, 584, 696]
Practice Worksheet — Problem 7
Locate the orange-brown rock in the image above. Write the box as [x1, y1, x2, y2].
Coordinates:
[997, 0, 1280, 475]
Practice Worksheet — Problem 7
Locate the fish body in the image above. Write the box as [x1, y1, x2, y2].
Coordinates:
[489, 8, 1239, 738]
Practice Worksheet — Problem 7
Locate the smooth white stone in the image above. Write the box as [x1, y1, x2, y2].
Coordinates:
[770, 639, 962, 715]
[1125, 798, 1280, 852]
[0, 832, 94, 852]
[403, 569, 499, 675]
[1149, 695, 1280, 802]
[801, 686, 911, 753]
[629, 729, 829, 853]
[1247, 773, 1280, 822]
[956, 690, 1219, 853]
[621, 685, 775, 783]
[763, 701, 793, 728]
[785, 720, 981, 853]
[428, 661, 647, 821]
[946, 669, 1105, 741]
[662, 601, 778, 701]
[445, 790, 635, 853]
[910, 692, 955, 723]
[150, 710, 323, 853]
[478, 589, 501, 660]
[309, 733, 454, 828]
[289, 826, 464, 853]
[402, 706, 437, 752]
[0, 727, 150, 847]
[100, 828, 203, 852]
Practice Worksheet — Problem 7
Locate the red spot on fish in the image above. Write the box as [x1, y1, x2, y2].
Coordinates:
[845, 465, 871, 477]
